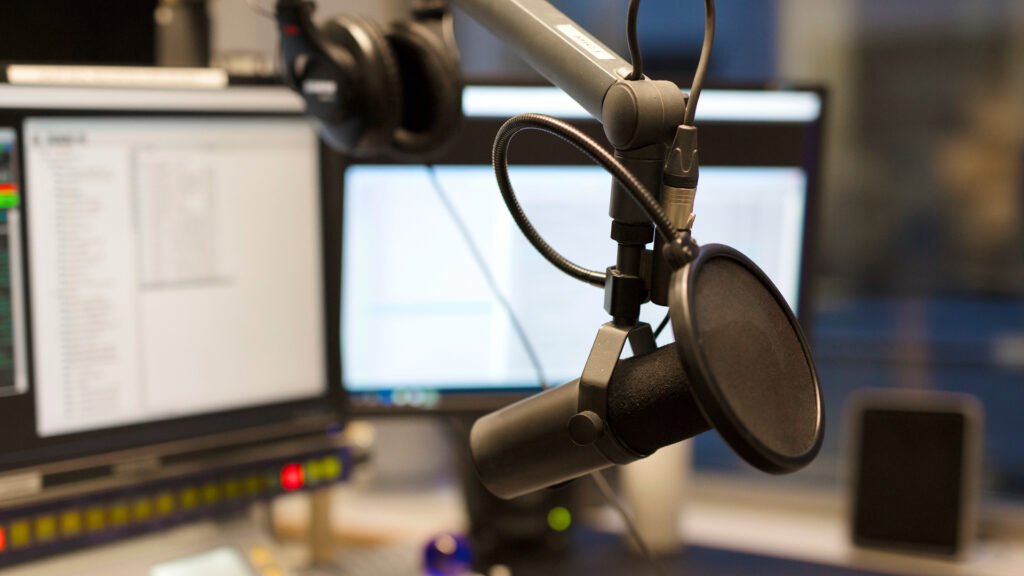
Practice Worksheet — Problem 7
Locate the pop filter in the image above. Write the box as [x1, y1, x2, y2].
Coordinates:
[470, 242, 824, 500]
[668, 243, 823, 473]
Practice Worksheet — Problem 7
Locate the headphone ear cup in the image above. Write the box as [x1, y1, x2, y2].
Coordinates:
[320, 15, 403, 154]
[385, 17, 463, 158]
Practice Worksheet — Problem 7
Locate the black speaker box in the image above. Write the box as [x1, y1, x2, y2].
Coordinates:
[846, 389, 983, 558]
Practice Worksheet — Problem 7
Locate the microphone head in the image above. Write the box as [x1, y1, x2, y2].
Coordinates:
[669, 244, 824, 473]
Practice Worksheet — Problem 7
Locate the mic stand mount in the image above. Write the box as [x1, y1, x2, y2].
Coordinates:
[568, 321, 657, 463]
[602, 86, 688, 327]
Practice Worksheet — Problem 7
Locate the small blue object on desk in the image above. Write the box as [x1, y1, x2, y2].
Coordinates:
[423, 532, 474, 575]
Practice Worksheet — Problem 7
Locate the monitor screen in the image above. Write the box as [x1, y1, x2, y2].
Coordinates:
[0, 85, 340, 470]
[342, 85, 823, 411]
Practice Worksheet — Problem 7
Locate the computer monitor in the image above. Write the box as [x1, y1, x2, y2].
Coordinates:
[343, 84, 824, 412]
[0, 83, 342, 473]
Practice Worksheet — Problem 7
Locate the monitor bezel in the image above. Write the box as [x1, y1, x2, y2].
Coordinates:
[0, 85, 345, 474]
[341, 81, 826, 414]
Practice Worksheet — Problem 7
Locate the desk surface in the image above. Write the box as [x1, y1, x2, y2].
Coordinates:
[489, 528, 899, 576]
[292, 479, 1024, 576]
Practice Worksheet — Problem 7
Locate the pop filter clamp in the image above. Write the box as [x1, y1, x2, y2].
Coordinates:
[570, 322, 657, 464]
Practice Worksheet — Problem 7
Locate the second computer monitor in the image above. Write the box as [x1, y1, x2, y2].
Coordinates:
[343, 85, 824, 411]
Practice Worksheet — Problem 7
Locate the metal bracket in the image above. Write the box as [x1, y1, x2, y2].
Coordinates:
[569, 322, 656, 465]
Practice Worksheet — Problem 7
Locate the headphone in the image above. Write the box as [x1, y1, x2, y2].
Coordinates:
[276, 0, 463, 158]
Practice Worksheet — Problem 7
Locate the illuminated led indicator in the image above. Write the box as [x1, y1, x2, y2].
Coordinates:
[110, 503, 130, 527]
[60, 510, 82, 537]
[86, 507, 106, 532]
[547, 506, 572, 532]
[322, 456, 341, 480]
[202, 483, 220, 504]
[133, 498, 153, 522]
[245, 476, 262, 496]
[305, 460, 323, 484]
[280, 463, 304, 491]
[0, 526, 6, 552]
[35, 515, 57, 542]
[9, 520, 29, 549]
[225, 479, 241, 500]
[156, 492, 176, 516]
[181, 488, 199, 510]
[0, 183, 18, 209]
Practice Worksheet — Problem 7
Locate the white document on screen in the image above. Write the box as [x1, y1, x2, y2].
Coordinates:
[25, 117, 327, 437]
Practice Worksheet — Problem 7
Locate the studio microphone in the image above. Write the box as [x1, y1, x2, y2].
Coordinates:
[470, 244, 825, 500]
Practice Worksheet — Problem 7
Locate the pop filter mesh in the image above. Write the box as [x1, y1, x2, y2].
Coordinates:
[693, 257, 818, 460]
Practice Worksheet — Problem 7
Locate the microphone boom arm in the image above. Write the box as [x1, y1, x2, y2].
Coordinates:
[454, 0, 631, 121]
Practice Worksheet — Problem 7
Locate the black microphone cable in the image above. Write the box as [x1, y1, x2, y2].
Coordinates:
[425, 164, 549, 390]
[684, 0, 716, 127]
[492, 114, 681, 289]
[653, 311, 670, 339]
[625, 0, 723, 127]
[626, 0, 644, 80]
[625, 0, 716, 124]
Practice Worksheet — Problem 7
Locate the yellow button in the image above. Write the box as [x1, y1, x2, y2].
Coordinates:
[224, 479, 241, 500]
[35, 515, 57, 542]
[156, 492, 175, 516]
[9, 520, 31, 549]
[110, 503, 130, 527]
[305, 460, 323, 484]
[244, 476, 262, 496]
[202, 483, 220, 505]
[85, 506, 106, 532]
[133, 498, 153, 522]
[322, 456, 342, 480]
[60, 510, 82, 537]
[180, 488, 199, 510]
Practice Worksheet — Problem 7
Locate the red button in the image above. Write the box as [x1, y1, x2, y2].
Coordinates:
[280, 463, 304, 492]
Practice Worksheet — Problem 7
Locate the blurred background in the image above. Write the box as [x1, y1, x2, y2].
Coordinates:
[8, 0, 1020, 496]
[1, 0, 1021, 537]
